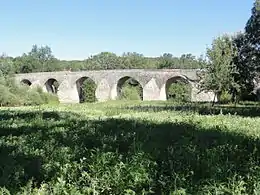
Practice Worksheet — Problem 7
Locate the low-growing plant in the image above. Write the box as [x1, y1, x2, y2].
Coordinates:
[0, 75, 59, 107]
[0, 102, 260, 194]
[219, 90, 233, 104]
[119, 85, 142, 100]
[167, 81, 191, 102]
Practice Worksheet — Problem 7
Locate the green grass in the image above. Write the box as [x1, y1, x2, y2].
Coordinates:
[1, 101, 260, 194]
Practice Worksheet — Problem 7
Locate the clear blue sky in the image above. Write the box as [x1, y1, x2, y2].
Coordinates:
[0, 0, 254, 60]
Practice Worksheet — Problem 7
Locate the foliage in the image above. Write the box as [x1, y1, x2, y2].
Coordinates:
[158, 53, 207, 69]
[0, 102, 260, 194]
[84, 52, 122, 70]
[233, 1, 260, 100]
[219, 90, 233, 104]
[0, 75, 59, 107]
[0, 54, 15, 75]
[200, 34, 239, 104]
[5, 45, 207, 74]
[118, 79, 143, 100]
[12, 45, 60, 73]
[119, 85, 142, 100]
[167, 81, 191, 102]
[80, 79, 97, 103]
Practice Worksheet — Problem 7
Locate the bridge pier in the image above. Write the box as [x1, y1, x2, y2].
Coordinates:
[57, 80, 79, 104]
[95, 79, 111, 101]
[143, 78, 165, 101]
[190, 83, 216, 102]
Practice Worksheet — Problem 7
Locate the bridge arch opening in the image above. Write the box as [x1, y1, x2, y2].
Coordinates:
[20, 79, 32, 86]
[117, 76, 143, 100]
[165, 76, 192, 102]
[76, 77, 97, 103]
[44, 78, 59, 94]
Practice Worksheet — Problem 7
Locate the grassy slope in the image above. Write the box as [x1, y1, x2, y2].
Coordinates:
[1, 101, 260, 194]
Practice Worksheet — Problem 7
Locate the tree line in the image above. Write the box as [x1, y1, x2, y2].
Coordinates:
[0, 48, 207, 75]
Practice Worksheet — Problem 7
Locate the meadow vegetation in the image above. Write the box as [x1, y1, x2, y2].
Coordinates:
[0, 102, 260, 194]
[0, 75, 59, 107]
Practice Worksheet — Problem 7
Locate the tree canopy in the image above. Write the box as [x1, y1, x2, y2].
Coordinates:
[0, 47, 208, 75]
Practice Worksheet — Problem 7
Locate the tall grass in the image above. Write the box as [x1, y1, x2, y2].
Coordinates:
[0, 102, 260, 194]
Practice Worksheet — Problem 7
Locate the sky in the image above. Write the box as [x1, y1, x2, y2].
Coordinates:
[0, 0, 254, 60]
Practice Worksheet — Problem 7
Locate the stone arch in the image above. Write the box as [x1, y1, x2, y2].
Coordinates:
[76, 77, 97, 103]
[162, 76, 192, 101]
[44, 78, 59, 94]
[20, 79, 32, 86]
[116, 76, 143, 100]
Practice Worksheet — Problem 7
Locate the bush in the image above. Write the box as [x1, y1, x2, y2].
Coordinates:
[0, 76, 59, 107]
[118, 79, 143, 100]
[80, 79, 97, 103]
[219, 90, 232, 104]
[167, 81, 191, 102]
[0, 84, 20, 106]
[119, 85, 142, 100]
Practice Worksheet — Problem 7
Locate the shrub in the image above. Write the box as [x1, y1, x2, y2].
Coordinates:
[167, 81, 191, 102]
[119, 85, 142, 100]
[80, 79, 97, 103]
[118, 79, 143, 100]
[0, 84, 20, 106]
[219, 90, 232, 104]
[0, 76, 59, 107]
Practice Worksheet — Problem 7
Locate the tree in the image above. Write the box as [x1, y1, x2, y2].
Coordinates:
[158, 53, 175, 69]
[29, 45, 59, 72]
[233, 0, 260, 100]
[84, 52, 121, 70]
[199, 34, 239, 105]
[120, 52, 150, 69]
[0, 54, 15, 75]
[13, 45, 59, 73]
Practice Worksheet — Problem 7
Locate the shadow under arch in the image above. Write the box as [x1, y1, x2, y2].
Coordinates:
[117, 76, 143, 100]
[76, 77, 97, 103]
[20, 79, 32, 86]
[44, 78, 59, 94]
[165, 76, 192, 101]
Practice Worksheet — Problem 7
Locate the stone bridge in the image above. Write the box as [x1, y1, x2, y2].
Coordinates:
[14, 69, 215, 103]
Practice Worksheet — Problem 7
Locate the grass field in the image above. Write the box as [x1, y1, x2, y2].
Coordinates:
[1, 101, 260, 194]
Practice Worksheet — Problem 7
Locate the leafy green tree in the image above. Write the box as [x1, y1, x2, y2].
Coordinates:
[158, 53, 207, 69]
[0, 54, 15, 75]
[158, 53, 175, 69]
[200, 34, 239, 104]
[84, 52, 121, 70]
[120, 52, 150, 69]
[233, 0, 260, 100]
[13, 45, 59, 73]
[13, 54, 36, 73]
